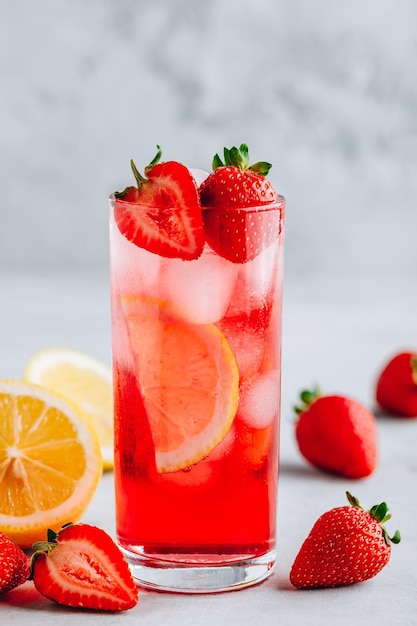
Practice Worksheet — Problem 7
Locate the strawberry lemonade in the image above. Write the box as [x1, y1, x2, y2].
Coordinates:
[109, 144, 285, 592]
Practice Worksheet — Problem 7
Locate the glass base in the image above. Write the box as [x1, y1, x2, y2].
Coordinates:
[120, 547, 276, 593]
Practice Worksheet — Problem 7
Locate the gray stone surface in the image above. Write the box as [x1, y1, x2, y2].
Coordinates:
[0, 272, 416, 624]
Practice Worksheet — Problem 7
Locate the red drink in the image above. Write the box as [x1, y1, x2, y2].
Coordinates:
[110, 151, 285, 592]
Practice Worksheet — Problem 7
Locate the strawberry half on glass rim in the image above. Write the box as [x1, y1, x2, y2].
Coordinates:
[112, 146, 205, 261]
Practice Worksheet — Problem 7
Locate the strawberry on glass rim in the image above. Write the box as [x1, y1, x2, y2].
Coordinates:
[113, 146, 205, 261]
[199, 143, 283, 263]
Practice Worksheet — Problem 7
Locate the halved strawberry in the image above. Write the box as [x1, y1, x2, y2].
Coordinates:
[199, 144, 284, 263]
[30, 524, 138, 611]
[113, 146, 205, 260]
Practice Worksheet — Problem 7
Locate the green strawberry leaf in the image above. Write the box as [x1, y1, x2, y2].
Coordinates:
[294, 387, 322, 415]
[212, 152, 224, 170]
[144, 145, 163, 175]
[346, 492, 401, 545]
[224, 144, 249, 169]
[249, 160, 273, 176]
[211, 143, 272, 176]
[411, 354, 417, 385]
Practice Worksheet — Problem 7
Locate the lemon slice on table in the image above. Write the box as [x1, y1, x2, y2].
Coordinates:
[24, 348, 114, 470]
[0, 379, 102, 547]
[122, 296, 239, 473]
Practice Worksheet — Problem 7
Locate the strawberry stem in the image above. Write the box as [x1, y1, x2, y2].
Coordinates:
[29, 524, 75, 580]
[225, 145, 249, 170]
[144, 144, 163, 175]
[130, 145, 164, 189]
[294, 387, 321, 415]
[346, 491, 401, 545]
[130, 159, 147, 187]
[410, 354, 417, 386]
[47, 527, 59, 542]
[211, 143, 272, 176]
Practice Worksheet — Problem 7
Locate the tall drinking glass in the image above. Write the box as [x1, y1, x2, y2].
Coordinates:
[109, 192, 285, 593]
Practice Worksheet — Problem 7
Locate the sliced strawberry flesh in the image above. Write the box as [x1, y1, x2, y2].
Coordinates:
[114, 161, 204, 261]
[31, 524, 138, 611]
[115, 200, 203, 259]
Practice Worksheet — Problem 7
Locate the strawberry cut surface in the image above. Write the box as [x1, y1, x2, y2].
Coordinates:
[31, 524, 138, 611]
[114, 160, 204, 261]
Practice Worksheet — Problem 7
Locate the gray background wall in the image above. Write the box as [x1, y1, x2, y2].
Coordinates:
[1, 0, 416, 279]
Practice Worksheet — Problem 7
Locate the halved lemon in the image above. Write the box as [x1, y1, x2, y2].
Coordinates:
[122, 296, 239, 473]
[23, 348, 114, 470]
[0, 379, 102, 547]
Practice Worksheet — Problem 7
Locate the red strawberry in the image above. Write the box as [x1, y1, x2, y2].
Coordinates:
[113, 146, 204, 260]
[290, 491, 400, 589]
[294, 388, 377, 479]
[199, 143, 284, 263]
[0, 530, 30, 594]
[375, 351, 417, 417]
[30, 524, 138, 611]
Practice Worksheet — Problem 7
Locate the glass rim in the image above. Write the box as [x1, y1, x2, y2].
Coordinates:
[109, 194, 285, 212]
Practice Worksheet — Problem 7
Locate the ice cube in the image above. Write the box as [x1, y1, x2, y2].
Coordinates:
[225, 243, 278, 319]
[237, 369, 280, 429]
[110, 217, 165, 298]
[160, 248, 238, 324]
[242, 242, 278, 296]
[218, 320, 265, 381]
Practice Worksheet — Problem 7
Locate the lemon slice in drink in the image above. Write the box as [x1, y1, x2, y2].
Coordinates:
[0, 379, 102, 547]
[24, 348, 114, 470]
[122, 296, 239, 473]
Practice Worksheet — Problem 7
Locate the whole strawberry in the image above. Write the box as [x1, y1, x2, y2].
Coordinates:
[199, 143, 284, 263]
[290, 492, 400, 589]
[295, 388, 377, 479]
[375, 351, 417, 417]
[0, 530, 30, 594]
[30, 523, 138, 611]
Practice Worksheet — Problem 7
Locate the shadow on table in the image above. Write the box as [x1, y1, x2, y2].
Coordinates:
[279, 460, 345, 482]
[3, 581, 129, 615]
